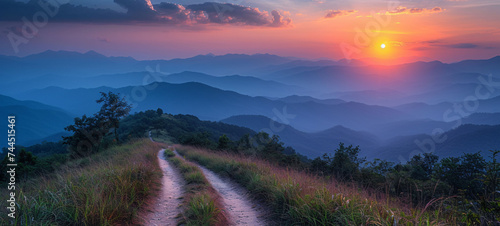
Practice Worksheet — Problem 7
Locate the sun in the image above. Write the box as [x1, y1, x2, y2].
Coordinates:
[381, 43, 386, 49]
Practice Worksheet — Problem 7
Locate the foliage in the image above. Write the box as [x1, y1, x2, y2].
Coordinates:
[217, 134, 231, 150]
[118, 110, 255, 147]
[63, 92, 131, 158]
[0, 139, 161, 225]
[319, 143, 366, 180]
[96, 91, 132, 142]
[176, 146, 450, 225]
[9, 102, 499, 225]
[63, 114, 108, 157]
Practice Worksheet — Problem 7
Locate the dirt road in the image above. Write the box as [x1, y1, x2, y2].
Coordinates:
[143, 149, 184, 226]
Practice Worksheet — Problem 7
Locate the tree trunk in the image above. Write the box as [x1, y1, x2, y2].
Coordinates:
[115, 128, 119, 142]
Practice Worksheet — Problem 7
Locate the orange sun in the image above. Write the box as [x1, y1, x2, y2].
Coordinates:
[381, 43, 386, 49]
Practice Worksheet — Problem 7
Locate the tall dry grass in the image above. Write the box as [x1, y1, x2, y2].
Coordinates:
[176, 145, 452, 225]
[0, 139, 162, 225]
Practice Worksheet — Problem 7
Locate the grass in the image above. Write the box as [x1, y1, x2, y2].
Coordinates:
[151, 129, 173, 144]
[163, 149, 228, 226]
[164, 148, 176, 158]
[175, 145, 454, 225]
[0, 139, 162, 225]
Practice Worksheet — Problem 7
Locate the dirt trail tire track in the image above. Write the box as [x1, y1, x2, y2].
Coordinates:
[174, 150, 268, 226]
[143, 149, 184, 226]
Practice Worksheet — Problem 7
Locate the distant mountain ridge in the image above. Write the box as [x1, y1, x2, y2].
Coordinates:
[2, 50, 500, 161]
[162, 71, 307, 97]
[0, 94, 74, 148]
[221, 115, 379, 158]
[13, 82, 413, 132]
[370, 124, 500, 162]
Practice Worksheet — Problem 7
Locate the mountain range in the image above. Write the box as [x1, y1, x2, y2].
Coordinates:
[221, 115, 380, 158]
[1, 50, 500, 162]
[0, 95, 74, 147]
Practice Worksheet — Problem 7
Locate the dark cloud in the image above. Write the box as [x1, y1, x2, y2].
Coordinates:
[185, 2, 291, 27]
[114, 0, 156, 20]
[0, 0, 291, 27]
[412, 42, 494, 51]
[324, 10, 357, 18]
[438, 43, 495, 49]
[442, 43, 478, 48]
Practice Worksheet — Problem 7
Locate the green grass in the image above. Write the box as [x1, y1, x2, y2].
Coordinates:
[176, 145, 454, 225]
[163, 149, 226, 225]
[164, 149, 176, 158]
[185, 172, 206, 185]
[151, 129, 174, 144]
[0, 139, 162, 225]
[186, 194, 220, 226]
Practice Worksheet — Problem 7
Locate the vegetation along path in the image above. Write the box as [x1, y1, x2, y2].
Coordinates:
[173, 149, 268, 225]
[143, 149, 185, 225]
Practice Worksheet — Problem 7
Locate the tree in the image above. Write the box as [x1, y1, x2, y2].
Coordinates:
[264, 135, 285, 155]
[19, 149, 37, 165]
[63, 114, 108, 157]
[63, 92, 130, 158]
[157, 108, 164, 116]
[311, 157, 328, 174]
[153, 117, 166, 138]
[485, 150, 500, 198]
[433, 152, 486, 196]
[408, 153, 438, 180]
[459, 152, 486, 195]
[96, 92, 132, 142]
[236, 134, 252, 151]
[0, 155, 10, 182]
[18, 149, 37, 178]
[218, 134, 231, 150]
[324, 143, 365, 181]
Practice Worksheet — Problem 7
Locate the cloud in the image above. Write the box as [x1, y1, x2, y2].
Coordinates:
[325, 10, 357, 18]
[411, 41, 494, 51]
[438, 43, 494, 49]
[184, 2, 291, 27]
[0, 0, 291, 27]
[386, 6, 444, 15]
[114, 0, 156, 19]
[443, 43, 478, 48]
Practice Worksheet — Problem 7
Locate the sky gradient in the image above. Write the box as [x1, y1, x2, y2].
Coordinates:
[1, 0, 499, 64]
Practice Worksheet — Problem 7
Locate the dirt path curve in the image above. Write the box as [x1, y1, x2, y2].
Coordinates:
[142, 149, 184, 226]
[174, 150, 268, 226]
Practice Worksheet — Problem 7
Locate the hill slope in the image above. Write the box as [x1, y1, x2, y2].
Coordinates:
[14, 82, 413, 132]
[0, 94, 74, 148]
[163, 71, 305, 97]
[221, 115, 380, 158]
[371, 124, 500, 162]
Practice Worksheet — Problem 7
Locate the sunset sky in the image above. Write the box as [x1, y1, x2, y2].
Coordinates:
[1, 0, 499, 64]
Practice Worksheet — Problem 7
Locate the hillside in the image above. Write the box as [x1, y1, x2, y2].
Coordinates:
[221, 115, 380, 158]
[371, 124, 500, 161]
[163, 71, 305, 97]
[463, 112, 500, 125]
[119, 111, 256, 146]
[14, 82, 413, 132]
[0, 95, 74, 148]
[366, 119, 454, 139]
[276, 95, 345, 105]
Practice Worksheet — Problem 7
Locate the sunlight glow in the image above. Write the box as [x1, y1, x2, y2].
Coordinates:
[381, 44, 386, 49]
